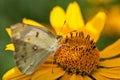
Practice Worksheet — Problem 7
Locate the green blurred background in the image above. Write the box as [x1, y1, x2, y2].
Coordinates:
[0, 0, 120, 79]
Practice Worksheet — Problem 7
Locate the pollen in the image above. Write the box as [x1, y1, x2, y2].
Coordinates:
[54, 31, 99, 75]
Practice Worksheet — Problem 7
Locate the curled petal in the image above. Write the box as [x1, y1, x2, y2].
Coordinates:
[86, 11, 106, 42]
[66, 1, 84, 30]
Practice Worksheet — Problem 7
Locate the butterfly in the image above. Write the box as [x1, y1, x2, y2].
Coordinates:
[10, 23, 62, 75]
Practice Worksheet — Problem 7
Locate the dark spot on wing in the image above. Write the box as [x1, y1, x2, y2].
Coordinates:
[14, 46, 19, 53]
[12, 39, 23, 52]
[35, 32, 39, 38]
[30, 64, 33, 67]
[32, 45, 38, 51]
[16, 61, 19, 65]
[21, 55, 25, 58]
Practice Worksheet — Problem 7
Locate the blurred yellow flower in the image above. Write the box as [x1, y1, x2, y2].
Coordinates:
[3, 1, 120, 80]
[104, 6, 120, 36]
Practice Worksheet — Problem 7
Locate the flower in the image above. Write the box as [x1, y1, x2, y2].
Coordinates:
[3, 1, 120, 80]
[104, 6, 120, 36]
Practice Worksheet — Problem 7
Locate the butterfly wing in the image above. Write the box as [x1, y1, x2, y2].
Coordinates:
[11, 23, 57, 75]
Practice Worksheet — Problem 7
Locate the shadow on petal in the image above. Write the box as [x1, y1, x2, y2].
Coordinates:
[100, 58, 120, 67]
[32, 65, 65, 80]
[95, 67, 120, 79]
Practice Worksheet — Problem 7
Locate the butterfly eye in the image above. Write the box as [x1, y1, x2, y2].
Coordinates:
[56, 35, 63, 41]
[32, 45, 38, 51]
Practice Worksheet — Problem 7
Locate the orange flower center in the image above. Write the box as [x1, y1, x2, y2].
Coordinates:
[54, 31, 99, 75]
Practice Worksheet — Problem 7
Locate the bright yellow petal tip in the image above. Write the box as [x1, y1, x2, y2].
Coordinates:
[50, 1, 85, 35]
[2, 67, 31, 80]
[50, 6, 66, 34]
[6, 28, 12, 38]
[86, 11, 106, 41]
[22, 18, 45, 28]
[86, 11, 106, 34]
[3, 67, 20, 80]
[66, 1, 84, 30]
[5, 43, 15, 51]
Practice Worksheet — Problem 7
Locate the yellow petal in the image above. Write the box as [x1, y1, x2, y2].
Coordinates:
[50, 6, 66, 35]
[96, 67, 120, 79]
[105, 6, 120, 36]
[6, 28, 12, 38]
[5, 43, 15, 51]
[85, 11, 106, 42]
[70, 74, 88, 80]
[70, 74, 78, 80]
[100, 58, 120, 67]
[92, 71, 111, 80]
[22, 18, 45, 28]
[100, 39, 120, 58]
[61, 72, 72, 80]
[32, 65, 65, 80]
[83, 76, 92, 80]
[2, 67, 31, 80]
[66, 1, 84, 30]
[77, 75, 83, 80]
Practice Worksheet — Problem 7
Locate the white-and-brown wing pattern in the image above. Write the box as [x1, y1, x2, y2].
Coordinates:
[11, 23, 59, 75]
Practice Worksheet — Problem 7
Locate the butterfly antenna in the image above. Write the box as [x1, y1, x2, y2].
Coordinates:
[51, 21, 66, 73]
[58, 20, 66, 35]
[52, 53, 54, 73]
